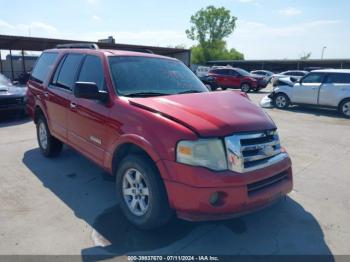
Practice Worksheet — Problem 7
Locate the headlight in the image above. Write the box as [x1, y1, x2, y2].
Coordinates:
[176, 138, 227, 171]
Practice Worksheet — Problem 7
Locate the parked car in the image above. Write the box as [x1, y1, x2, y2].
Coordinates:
[0, 73, 27, 114]
[208, 67, 268, 92]
[272, 70, 308, 85]
[251, 70, 274, 84]
[195, 66, 210, 77]
[198, 75, 218, 91]
[267, 69, 350, 118]
[27, 45, 293, 229]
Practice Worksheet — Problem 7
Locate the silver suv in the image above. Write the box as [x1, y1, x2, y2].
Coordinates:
[270, 69, 350, 118]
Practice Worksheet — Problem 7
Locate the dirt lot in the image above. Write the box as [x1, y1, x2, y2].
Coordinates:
[0, 87, 350, 259]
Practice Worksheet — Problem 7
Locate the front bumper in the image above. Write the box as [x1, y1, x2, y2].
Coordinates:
[162, 157, 293, 221]
[0, 97, 26, 112]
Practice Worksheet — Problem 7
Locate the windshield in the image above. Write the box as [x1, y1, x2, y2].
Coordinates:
[235, 68, 250, 76]
[109, 56, 208, 97]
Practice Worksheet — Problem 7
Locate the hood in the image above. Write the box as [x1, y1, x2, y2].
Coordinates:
[0, 84, 27, 97]
[250, 74, 265, 80]
[128, 91, 276, 137]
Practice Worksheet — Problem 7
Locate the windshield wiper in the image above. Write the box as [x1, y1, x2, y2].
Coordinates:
[124, 92, 171, 97]
[176, 90, 203, 95]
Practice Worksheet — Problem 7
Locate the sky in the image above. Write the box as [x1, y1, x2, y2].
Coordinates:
[0, 0, 349, 60]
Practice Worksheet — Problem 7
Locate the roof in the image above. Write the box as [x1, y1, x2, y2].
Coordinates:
[208, 58, 350, 64]
[0, 34, 189, 56]
[312, 69, 350, 73]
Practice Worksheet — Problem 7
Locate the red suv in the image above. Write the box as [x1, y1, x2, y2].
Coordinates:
[209, 67, 267, 92]
[27, 44, 293, 229]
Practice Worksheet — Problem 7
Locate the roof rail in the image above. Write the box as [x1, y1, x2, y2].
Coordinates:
[55, 43, 99, 49]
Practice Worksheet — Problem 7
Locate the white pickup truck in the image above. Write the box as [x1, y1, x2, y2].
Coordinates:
[269, 69, 350, 118]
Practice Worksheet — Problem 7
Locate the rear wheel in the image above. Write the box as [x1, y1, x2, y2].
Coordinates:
[273, 93, 290, 109]
[116, 154, 173, 229]
[36, 115, 63, 157]
[240, 83, 251, 93]
[339, 98, 350, 118]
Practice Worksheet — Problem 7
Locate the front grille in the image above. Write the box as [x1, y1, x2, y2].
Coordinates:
[248, 171, 288, 195]
[225, 131, 287, 173]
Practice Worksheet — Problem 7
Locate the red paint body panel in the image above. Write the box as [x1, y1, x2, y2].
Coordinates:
[209, 71, 258, 89]
[128, 91, 275, 137]
[27, 48, 293, 221]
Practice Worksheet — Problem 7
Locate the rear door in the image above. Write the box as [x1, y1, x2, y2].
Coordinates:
[68, 55, 110, 164]
[46, 53, 84, 141]
[291, 73, 325, 104]
[319, 73, 350, 106]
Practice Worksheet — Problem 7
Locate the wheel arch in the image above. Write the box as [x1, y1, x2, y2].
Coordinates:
[338, 97, 350, 108]
[111, 135, 166, 178]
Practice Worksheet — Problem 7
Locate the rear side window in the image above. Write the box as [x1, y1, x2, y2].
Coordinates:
[326, 73, 350, 84]
[31, 52, 58, 83]
[78, 55, 105, 90]
[54, 54, 84, 90]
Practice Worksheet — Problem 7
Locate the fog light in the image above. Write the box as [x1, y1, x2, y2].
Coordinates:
[209, 191, 227, 207]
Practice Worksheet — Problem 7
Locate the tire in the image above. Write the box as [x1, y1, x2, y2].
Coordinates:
[205, 84, 216, 91]
[116, 154, 173, 230]
[36, 115, 63, 157]
[273, 93, 290, 109]
[221, 87, 227, 90]
[339, 98, 350, 118]
[240, 83, 251, 93]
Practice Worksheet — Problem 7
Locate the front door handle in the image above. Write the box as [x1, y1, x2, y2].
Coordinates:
[44, 92, 49, 98]
[70, 102, 77, 109]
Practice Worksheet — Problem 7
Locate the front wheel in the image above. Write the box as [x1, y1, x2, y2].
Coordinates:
[116, 154, 173, 229]
[240, 83, 251, 93]
[339, 98, 350, 118]
[273, 93, 290, 109]
[36, 115, 63, 157]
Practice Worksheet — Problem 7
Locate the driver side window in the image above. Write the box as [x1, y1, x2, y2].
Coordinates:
[301, 73, 324, 84]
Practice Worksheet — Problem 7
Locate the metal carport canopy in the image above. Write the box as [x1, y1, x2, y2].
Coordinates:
[0, 34, 190, 61]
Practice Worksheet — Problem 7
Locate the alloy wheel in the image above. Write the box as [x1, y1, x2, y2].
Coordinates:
[342, 101, 350, 116]
[275, 95, 287, 108]
[122, 168, 150, 216]
[38, 121, 48, 150]
[241, 84, 250, 92]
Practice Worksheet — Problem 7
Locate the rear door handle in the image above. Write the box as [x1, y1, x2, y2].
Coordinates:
[70, 102, 77, 109]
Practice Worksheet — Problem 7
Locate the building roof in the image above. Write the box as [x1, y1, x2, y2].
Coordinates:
[0, 34, 189, 56]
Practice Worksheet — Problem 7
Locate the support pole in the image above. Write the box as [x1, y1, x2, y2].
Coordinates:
[21, 50, 26, 75]
[9, 49, 15, 81]
[0, 50, 3, 74]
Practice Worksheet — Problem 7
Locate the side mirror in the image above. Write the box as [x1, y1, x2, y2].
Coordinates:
[290, 77, 298, 83]
[74, 82, 108, 102]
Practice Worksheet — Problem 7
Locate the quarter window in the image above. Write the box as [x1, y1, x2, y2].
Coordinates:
[30, 52, 58, 83]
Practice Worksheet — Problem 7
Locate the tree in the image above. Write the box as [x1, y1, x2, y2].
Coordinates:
[186, 6, 244, 64]
[300, 52, 312, 60]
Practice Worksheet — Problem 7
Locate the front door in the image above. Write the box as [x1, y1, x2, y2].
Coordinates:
[227, 69, 241, 88]
[292, 73, 325, 104]
[67, 55, 109, 165]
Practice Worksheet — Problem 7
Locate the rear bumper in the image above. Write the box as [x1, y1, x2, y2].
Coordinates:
[162, 158, 293, 221]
